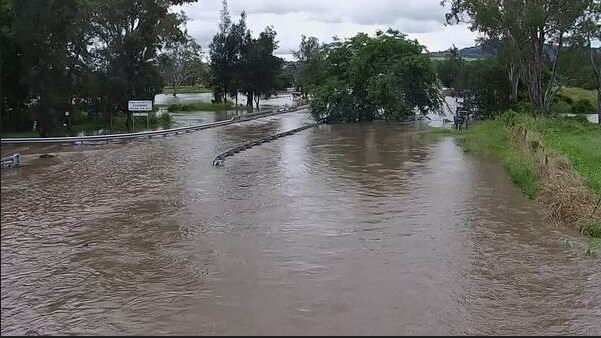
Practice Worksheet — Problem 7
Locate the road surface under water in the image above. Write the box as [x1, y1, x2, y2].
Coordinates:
[1, 111, 600, 335]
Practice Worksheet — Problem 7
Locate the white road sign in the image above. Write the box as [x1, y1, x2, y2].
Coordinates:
[128, 100, 153, 112]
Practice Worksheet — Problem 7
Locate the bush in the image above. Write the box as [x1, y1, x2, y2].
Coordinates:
[498, 109, 521, 127]
[512, 101, 542, 116]
[159, 113, 173, 126]
[148, 111, 159, 125]
[551, 99, 572, 115]
[572, 98, 595, 115]
[555, 93, 573, 105]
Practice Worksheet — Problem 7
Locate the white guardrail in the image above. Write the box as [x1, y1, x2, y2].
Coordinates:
[0, 105, 310, 145]
[1, 153, 21, 168]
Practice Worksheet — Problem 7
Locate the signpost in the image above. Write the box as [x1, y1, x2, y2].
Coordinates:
[128, 100, 153, 130]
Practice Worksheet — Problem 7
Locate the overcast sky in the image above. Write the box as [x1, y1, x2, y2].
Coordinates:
[176, 0, 481, 60]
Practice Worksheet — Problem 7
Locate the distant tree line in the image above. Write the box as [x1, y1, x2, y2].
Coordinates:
[1, 0, 198, 136]
[443, 0, 600, 119]
[436, 43, 600, 119]
[209, 0, 283, 111]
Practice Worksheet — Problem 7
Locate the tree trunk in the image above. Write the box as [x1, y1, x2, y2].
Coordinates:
[172, 82, 177, 97]
[597, 77, 600, 125]
[235, 91, 238, 113]
[126, 111, 132, 132]
[591, 41, 600, 125]
[508, 64, 520, 103]
[255, 93, 260, 111]
[543, 31, 564, 114]
[529, 29, 545, 110]
[246, 91, 254, 112]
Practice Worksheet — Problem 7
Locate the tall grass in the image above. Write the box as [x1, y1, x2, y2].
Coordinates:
[528, 116, 601, 196]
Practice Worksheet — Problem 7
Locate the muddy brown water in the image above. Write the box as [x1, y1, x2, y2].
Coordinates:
[1, 111, 600, 335]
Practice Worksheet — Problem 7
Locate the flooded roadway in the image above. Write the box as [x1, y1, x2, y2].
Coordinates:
[1, 111, 600, 335]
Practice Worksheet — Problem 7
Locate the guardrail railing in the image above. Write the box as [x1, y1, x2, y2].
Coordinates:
[1, 105, 310, 145]
[1, 153, 21, 168]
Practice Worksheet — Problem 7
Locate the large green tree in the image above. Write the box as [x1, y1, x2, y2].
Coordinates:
[209, 0, 235, 103]
[436, 45, 464, 89]
[307, 30, 441, 123]
[579, 0, 600, 121]
[159, 35, 203, 97]
[292, 35, 320, 97]
[209, 6, 283, 111]
[0, 0, 29, 133]
[4, 0, 91, 136]
[90, 0, 194, 131]
[238, 26, 282, 111]
[444, 0, 592, 113]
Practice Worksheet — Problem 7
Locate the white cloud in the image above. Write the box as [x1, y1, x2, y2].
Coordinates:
[177, 0, 480, 60]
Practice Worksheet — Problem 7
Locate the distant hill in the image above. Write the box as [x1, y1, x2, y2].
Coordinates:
[431, 45, 600, 61]
[430, 45, 494, 60]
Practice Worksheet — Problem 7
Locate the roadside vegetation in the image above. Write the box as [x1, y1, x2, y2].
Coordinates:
[1, 111, 173, 138]
[555, 87, 598, 115]
[422, 113, 600, 241]
[0, 0, 289, 137]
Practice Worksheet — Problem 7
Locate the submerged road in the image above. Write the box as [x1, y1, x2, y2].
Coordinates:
[1, 110, 600, 335]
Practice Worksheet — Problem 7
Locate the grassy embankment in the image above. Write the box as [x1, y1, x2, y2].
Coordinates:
[425, 113, 600, 242]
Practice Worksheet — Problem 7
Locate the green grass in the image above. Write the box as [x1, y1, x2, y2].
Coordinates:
[1, 112, 174, 138]
[163, 85, 212, 95]
[559, 87, 597, 106]
[167, 102, 237, 112]
[584, 222, 600, 255]
[554, 87, 598, 115]
[527, 116, 601, 196]
[0, 130, 40, 138]
[582, 221, 601, 239]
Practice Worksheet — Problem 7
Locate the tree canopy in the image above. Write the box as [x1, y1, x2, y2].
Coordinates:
[1, 0, 196, 135]
[444, 0, 595, 113]
[209, 1, 282, 111]
[306, 30, 441, 123]
[159, 36, 204, 97]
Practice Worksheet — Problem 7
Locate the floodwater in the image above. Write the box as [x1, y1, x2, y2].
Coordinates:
[1, 110, 600, 335]
[156, 92, 297, 128]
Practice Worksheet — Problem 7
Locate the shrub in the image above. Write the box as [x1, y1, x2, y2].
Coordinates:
[159, 113, 173, 126]
[572, 98, 595, 114]
[551, 99, 572, 115]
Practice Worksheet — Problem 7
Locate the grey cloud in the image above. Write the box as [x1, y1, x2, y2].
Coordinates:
[178, 0, 477, 57]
